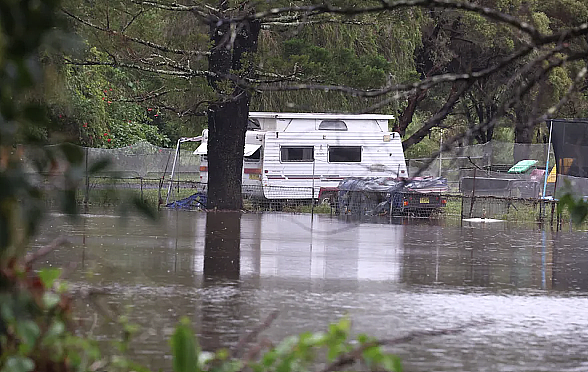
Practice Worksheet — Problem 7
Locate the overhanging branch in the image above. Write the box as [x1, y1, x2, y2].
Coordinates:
[62, 8, 209, 56]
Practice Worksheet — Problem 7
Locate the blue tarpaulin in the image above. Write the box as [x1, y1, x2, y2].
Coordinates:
[166, 192, 207, 209]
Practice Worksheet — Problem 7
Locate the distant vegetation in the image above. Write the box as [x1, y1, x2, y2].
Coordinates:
[43, 0, 588, 155]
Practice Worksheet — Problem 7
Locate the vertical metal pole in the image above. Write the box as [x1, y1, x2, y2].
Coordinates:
[469, 168, 477, 218]
[84, 146, 89, 207]
[311, 158, 316, 221]
[140, 177, 143, 200]
[542, 120, 553, 199]
[177, 146, 181, 196]
[439, 130, 443, 178]
[166, 138, 182, 204]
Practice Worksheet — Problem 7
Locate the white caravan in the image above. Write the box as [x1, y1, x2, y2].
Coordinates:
[194, 112, 408, 200]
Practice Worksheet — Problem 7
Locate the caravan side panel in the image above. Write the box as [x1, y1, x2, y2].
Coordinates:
[261, 132, 407, 199]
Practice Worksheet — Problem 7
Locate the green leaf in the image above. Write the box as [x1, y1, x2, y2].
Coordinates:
[38, 268, 62, 289]
[1, 357, 35, 372]
[43, 292, 61, 309]
[16, 321, 40, 353]
[46, 320, 65, 339]
[170, 317, 199, 372]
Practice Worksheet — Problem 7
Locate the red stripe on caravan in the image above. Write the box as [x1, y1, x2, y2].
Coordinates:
[243, 168, 261, 174]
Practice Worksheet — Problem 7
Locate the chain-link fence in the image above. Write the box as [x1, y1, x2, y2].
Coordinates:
[20, 140, 575, 225]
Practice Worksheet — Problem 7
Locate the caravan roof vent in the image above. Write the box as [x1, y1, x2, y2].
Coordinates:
[319, 120, 347, 131]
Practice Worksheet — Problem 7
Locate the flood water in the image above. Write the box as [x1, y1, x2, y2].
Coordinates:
[35, 210, 588, 372]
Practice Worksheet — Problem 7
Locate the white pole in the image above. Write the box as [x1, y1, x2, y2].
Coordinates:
[166, 138, 182, 204]
[439, 130, 443, 178]
[542, 120, 553, 199]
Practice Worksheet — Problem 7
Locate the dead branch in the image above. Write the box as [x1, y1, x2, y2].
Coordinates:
[129, 0, 216, 19]
[25, 236, 68, 265]
[63, 58, 213, 78]
[316, 321, 490, 372]
[410, 49, 588, 179]
[62, 8, 209, 56]
[116, 88, 190, 103]
[232, 310, 280, 358]
[255, 44, 534, 98]
[228, 0, 542, 42]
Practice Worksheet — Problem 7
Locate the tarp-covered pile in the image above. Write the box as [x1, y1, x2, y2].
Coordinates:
[166, 192, 207, 209]
[338, 177, 448, 193]
[337, 177, 448, 216]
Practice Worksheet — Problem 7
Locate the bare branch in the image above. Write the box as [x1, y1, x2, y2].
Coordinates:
[25, 236, 68, 265]
[232, 310, 279, 358]
[116, 87, 190, 103]
[64, 57, 214, 79]
[129, 0, 216, 20]
[411, 49, 588, 179]
[62, 8, 209, 56]
[317, 321, 488, 372]
[121, 9, 145, 32]
[256, 45, 534, 97]
[230, 0, 542, 41]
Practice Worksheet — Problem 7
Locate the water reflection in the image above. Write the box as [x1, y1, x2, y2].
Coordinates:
[32, 210, 588, 372]
[201, 211, 243, 350]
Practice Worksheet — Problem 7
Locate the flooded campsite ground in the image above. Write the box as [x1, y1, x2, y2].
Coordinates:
[34, 210, 588, 372]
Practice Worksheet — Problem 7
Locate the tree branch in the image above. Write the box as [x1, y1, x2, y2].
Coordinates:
[129, 0, 216, 20]
[25, 236, 68, 265]
[229, 0, 542, 42]
[256, 44, 534, 98]
[63, 57, 214, 78]
[403, 81, 473, 149]
[62, 8, 209, 56]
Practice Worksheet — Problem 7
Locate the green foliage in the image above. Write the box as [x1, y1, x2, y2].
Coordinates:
[47, 47, 170, 148]
[557, 192, 588, 225]
[167, 317, 402, 372]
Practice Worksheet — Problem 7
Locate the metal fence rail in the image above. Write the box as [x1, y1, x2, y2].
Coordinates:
[73, 176, 560, 225]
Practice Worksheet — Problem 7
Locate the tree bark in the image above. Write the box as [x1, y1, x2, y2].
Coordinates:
[396, 88, 428, 137]
[513, 108, 534, 162]
[206, 12, 261, 210]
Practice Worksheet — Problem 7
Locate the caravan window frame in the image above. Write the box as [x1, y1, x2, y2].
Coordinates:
[328, 146, 362, 163]
[280, 146, 315, 162]
[319, 120, 348, 131]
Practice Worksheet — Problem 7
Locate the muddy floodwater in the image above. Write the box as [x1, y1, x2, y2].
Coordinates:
[35, 210, 588, 372]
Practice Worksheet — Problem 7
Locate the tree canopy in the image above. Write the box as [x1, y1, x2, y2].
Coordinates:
[36, 0, 588, 209]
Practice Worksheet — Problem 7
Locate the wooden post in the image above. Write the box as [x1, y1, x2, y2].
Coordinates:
[468, 168, 477, 218]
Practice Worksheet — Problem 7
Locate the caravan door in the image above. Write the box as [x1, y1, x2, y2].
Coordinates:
[262, 132, 317, 199]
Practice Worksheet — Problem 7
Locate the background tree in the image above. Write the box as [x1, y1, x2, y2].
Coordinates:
[55, 0, 588, 210]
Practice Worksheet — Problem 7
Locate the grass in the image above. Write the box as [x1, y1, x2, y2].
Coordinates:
[75, 178, 588, 227]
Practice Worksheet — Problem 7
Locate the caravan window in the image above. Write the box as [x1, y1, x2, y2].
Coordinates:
[280, 146, 314, 162]
[328, 146, 361, 162]
[319, 120, 347, 131]
[245, 147, 261, 161]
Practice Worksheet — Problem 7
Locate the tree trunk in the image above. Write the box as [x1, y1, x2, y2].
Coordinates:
[396, 89, 427, 137]
[206, 13, 261, 210]
[514, 109, 534, 162]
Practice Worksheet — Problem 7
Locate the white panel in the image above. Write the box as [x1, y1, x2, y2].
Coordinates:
[193, 143, 207, 155]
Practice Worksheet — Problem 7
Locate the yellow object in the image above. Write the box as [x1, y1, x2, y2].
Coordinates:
[547, 165, 557, 183]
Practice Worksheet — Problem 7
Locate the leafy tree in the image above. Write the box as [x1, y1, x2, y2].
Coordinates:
[58, 0, 588, 209]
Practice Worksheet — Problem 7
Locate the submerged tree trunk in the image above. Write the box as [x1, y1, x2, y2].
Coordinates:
[206, 11, 261, 210]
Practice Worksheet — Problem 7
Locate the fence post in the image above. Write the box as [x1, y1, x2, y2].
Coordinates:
[468, 168, 477, 218]
[84, 147, 89, 207]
